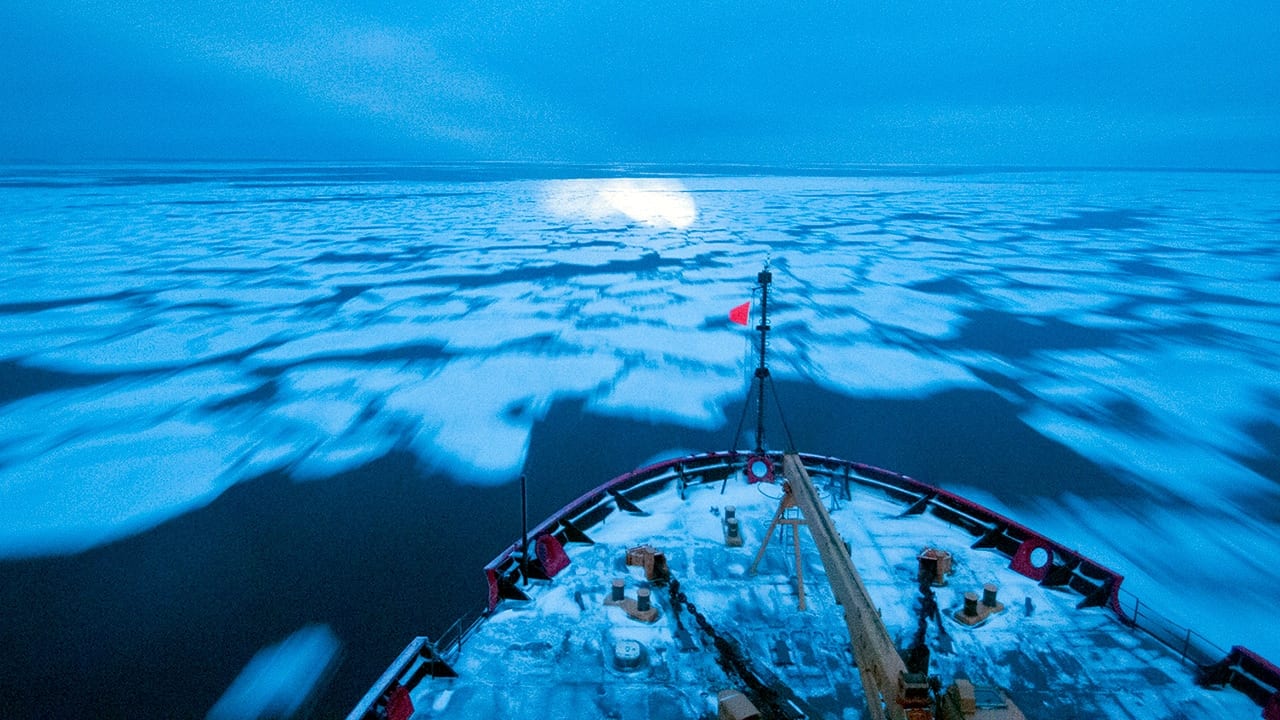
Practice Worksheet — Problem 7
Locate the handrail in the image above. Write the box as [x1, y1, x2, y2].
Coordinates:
[435, 609, 486, 661]
[1115, 586, 1228, 667]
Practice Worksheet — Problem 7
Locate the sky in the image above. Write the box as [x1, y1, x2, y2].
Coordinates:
[2, 1, 1278, 168]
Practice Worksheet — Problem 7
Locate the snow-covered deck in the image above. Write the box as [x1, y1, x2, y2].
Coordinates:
[376, 459, 1264, 719]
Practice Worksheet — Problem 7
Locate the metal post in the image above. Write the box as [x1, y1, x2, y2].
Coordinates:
[754, 268, 772, 454]
[520, 474, 529, 587]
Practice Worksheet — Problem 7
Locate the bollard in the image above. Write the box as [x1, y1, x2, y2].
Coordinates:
[918, 554, 939, 584]
[963, 591, 979, 617]
[611, 578, 625, 603]
[637, 587, 651, 613]
[651, 552, 668, 580]
[917, 547, 952, 586]
[982, 584, 998, 608]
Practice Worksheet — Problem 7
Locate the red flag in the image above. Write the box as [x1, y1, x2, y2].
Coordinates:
[729, 302, 750, 326]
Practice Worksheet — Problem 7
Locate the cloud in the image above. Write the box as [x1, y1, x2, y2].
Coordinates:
[205, 25, 499, 148]
[3, 2, 1279, 165]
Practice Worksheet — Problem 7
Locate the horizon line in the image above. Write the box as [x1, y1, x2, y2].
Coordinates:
[2, 158, 1278, 176]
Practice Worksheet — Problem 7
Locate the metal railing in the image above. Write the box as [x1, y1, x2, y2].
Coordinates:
[434, 608, 486, 661]
[1116, 586, 1226, 668]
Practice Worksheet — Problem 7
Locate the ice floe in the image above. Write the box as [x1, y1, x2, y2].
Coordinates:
[207, 624, 341, 720]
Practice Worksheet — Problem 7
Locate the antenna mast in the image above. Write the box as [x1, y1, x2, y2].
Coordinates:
[753, 267, 772, 453]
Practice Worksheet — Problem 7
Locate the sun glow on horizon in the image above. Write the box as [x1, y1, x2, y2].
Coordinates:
[541, 178, 697, 229]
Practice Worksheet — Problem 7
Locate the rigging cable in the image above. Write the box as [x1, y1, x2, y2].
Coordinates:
[766, 372, 797, 454]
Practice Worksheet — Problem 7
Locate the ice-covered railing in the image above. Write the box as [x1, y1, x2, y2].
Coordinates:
[434, 609, 486, 663]
[1116, 588, 1280, 713]
[483, 450, 743, 610]
[1117, 587, 1227, 667]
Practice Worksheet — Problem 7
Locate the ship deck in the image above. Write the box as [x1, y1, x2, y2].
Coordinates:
[367, 456, 1267, 719]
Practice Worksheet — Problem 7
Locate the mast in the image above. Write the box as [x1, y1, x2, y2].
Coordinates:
[733, 263, 792, 460]
[753, 267, 772, 454]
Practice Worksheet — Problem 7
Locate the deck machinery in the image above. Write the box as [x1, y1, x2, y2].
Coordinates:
[746, 453, 1025, 720]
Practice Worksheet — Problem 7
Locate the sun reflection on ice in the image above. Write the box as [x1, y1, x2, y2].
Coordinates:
[541, 178, 697, 229]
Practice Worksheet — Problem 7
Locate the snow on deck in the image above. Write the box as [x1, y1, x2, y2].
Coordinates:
[405, 471, 1258, 719]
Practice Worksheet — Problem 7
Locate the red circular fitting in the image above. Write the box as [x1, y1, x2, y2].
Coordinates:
[745, 454, 775, 483]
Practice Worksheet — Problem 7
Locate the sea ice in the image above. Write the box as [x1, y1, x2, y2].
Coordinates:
[0, 418, 249, 553]
[207, 624, 341, 720]
[806, 343, 978, 396]
[381, 353, 623, 483]
[2, 167, 1278, 666]
[590, 365, 738, 428]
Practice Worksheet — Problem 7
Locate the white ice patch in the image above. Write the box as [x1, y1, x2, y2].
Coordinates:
[561, 322, 747, 370]
[0, 303, 144, 362]
[983, 286, 1117, 317]
[0, 367, 255, 468]
[1020, 346, 1280, 481]
[177, 256, 282, 273]
[0, 418, 249, 554]
[152, 285, 333, 308]
[249, 322, 446, 365]
[1072, 312, 1150, 329]
[804, 310, 874, 338]
[848, 285, 970, 338]
[380, 353, 624, 483]
[28, 313, 293, 372]
[806, 343, 978, 396]
[1020, 405, 1274, 501]
[865, 257, 948, 286]
[268, 396, 365, 438]
[207, 624, 341, 720]
[590, 365, 740, 428]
